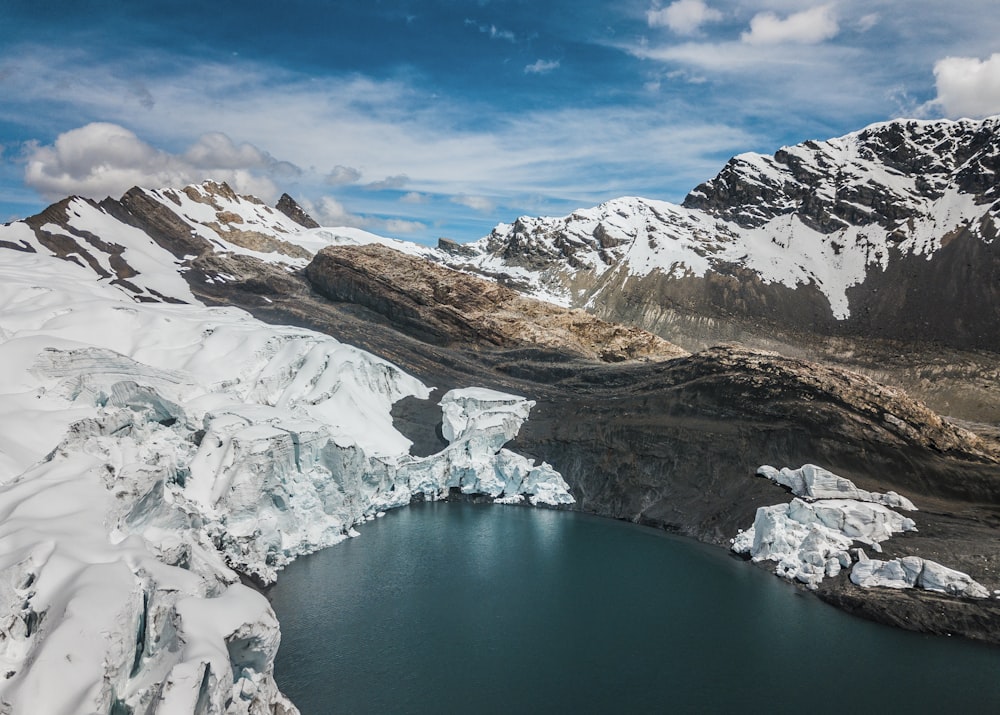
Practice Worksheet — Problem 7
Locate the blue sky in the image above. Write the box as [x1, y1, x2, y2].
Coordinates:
[3, 0, 1000, 243]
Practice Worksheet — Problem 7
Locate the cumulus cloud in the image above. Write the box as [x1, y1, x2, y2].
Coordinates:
[647, 1, 722, 36]
[23, 122, 294, 201]
[324, 164, 362, 185]
[932, 54, 1000, 118]
[364, 174, 409, 191]
[525, 59, 560, 74]
[400, 191, 428, 204]
[741, 4, 838, 45]
[451, 194, 495, 213]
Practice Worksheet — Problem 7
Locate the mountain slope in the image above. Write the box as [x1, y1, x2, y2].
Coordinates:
[446, 117, 1000, 352]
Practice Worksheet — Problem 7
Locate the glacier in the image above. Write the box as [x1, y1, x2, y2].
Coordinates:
[0, 244, 572, 714]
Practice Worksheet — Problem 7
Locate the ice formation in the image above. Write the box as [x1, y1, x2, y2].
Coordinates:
[0, 245, 572, 714]
[731, 495, 916, 588]
[733, 464, 987, 596]
[851, 553, 990, 598]
[756, 464, 917, 510]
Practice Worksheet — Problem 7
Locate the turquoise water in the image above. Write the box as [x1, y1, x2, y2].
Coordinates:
[268, 503, 1000, 714]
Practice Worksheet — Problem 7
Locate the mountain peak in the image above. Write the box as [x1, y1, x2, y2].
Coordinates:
[276, 192, 320, 229]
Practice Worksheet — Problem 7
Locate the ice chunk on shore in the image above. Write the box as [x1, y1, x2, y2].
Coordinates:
[735, 463, 988, 597]
[851, 553, 990, 598]
[731, 497, 915, 587]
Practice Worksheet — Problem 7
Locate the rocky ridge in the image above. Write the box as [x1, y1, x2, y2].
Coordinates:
[305, 244, 686, 362]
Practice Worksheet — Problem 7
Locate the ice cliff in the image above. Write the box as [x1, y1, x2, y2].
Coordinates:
[0, 247, 571, 714]
[732, 465, 987, 597]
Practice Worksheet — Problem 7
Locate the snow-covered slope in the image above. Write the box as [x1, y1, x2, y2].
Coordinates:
[0, 181, 439, 309]
[0, 202, 571, 714]
[444, 117, 1000, 349]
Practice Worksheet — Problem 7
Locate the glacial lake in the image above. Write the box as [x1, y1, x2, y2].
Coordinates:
[268, 503, 1000, 714]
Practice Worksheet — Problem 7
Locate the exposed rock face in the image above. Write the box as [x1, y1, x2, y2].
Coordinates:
[275, 193, 320, 229]
[305, 244, 687, 362]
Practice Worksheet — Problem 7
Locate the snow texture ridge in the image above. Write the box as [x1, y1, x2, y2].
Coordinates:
[0, 230, 571, 713]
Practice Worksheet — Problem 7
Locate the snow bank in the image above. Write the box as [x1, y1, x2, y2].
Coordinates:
[0, 246, 572, 714]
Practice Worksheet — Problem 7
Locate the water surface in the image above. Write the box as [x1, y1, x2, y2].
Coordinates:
[269, 503, 1000, 713]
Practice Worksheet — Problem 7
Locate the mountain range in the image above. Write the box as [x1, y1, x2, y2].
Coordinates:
[2, 116, 1000, 714]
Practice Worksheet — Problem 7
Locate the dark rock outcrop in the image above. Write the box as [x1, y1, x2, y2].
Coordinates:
[275, 193, 320, 229]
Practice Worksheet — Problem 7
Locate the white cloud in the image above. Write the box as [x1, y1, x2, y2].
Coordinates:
[932, 54, 1000, 118]
[400, 191, 428, 204]
[2, 48, 755, 223]
[451, 194, 495, 213]
[857, 13, 879, 32]
[741, 4, 838, 45]
[524, 59, 560, 74]
[364, 174, 409, 191]
[22, 122, 286, 201]
[325, 164, 362, 185]
[306, 196, 360, 226]
[304, 195, 425, 235]
[380, 218, 426, 234]
[647, 1, 722, 36]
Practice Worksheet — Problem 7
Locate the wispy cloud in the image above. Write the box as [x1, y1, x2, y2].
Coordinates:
[647, 1, 722, 36]
[325, 164, 362, 185]
[0, 44, 758, 239]
[364, 174, 409, 191]
[741, 4, 839, 46]
[303, 195, 425, 235]
[451, 194, 495, 213]
[524, 59, 560, 75]
[464, 19, 517, 43]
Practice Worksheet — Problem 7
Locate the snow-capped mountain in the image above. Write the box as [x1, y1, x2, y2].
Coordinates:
[3, 117, 1000, 714]
[444, 117, 1000, 351]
